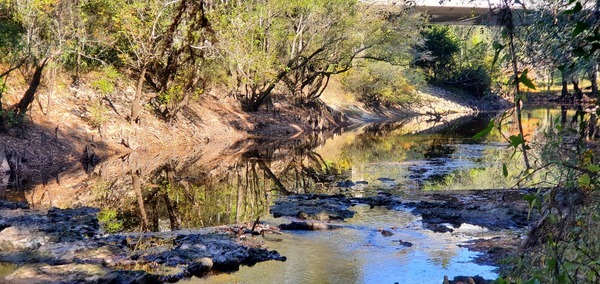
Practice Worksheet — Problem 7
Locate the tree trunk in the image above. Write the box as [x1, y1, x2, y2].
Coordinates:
[572, 77, 583, 101]
[163, 193, 180, 230]
[506, 5, 530, 170]
[590, 64, 598, 98]
[588, 113, 596, 140]
[131, 66, 147, 124]
[560, 72, 569, 102]
[15, 58, 51, 118]
[132, 169, 150, 231]
[547, 69, 553, 92]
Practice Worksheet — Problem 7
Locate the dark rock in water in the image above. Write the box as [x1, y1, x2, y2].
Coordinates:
[355, 180, 368, 185]
[449, 275, 489, 284]
[410, 197, 532, 231]
[245, 248, 287, 266]
[336, 179, 355, 188]
[350, 195, 401, 209]
[0, 200, 29, 210]
[271, 195, 355, 221]
[187, 257, 214, 276]
[377, 177, 395, 182]
[45, 207, 100, 241]
[279, 221, 340, 230]
[296, 211, 310, 219]
[396, 240, 413, 247]
[423, 222, 454, 233]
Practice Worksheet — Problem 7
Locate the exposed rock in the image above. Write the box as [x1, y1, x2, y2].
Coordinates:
[0, 201, 286, 283]
[409, 196, 533, 232]
[448, 275, 489, 284]
[395, 240, 413, 247]
[459, 236, 522, 269]
[336, 179, 355, 188]
[423, 222, 454, 233]
[379, 229, 394, 237]
[271, 194, 355, 221]
[279, 221, 341, 230]
[350, 195, 400, 209]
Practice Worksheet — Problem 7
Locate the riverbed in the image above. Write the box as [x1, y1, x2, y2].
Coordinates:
[0, 107, 581, 283]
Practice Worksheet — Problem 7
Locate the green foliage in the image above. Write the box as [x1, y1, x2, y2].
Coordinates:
[88, 101, 109, 129]
[0, 18, 24, 58]
[98, 209, 124, 233]
[0, 109, 23, 129]
[444, 64, 492, 97]
[341, 61, 422, 107]
[415, 26, 496, 98]
[90, 78, 114, 94]
[415, 25, 460, 78]
[91, 66, 120, 95]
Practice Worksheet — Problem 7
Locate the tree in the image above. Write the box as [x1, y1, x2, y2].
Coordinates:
[0, 0, 64, 127]
[213, 0, 418, 111]
[111, 0, 173, 123]
[415, 25, 460, 79]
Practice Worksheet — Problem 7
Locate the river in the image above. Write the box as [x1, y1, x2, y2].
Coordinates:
[1, 106, 589, 283]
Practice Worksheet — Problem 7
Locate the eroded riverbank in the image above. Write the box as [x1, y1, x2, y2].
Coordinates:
[2, 107, 570, 283]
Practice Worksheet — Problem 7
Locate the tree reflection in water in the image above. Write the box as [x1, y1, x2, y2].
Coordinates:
[110, 132, 348, 233]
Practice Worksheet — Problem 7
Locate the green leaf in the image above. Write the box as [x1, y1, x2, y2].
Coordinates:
[473, 120, 494, 140]
[573, 21, 589, 37]
[509, 134, 525, 148]
[578, 174, 591, 188]
[587, 164, 600, 173]
[519, 69, 536, 90]
[491, 41, 505, 67]
[502, 163, 508, 177]
[524, 193, 535, 203]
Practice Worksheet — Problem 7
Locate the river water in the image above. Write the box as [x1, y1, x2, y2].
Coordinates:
[1, 107, 589, 283]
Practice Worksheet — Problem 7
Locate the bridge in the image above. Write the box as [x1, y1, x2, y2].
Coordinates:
[365, 0, 510, 25]
[414, 5, 497, 25]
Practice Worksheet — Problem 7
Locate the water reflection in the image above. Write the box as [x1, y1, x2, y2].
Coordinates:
[183, 206, 499, 284]
[3, 106, 597, 282]
[88, 132, 350, 232]
[2, 106, 597, 233]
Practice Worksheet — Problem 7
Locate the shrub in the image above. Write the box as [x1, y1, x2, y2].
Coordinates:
[88, 101, 109, 128]
[342, 61, 423, 107]
[90, 66, 120, 95]
[444, 64, 491, 98]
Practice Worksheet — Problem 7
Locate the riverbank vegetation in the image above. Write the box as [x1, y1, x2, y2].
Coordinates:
[1, 0, 600, 283]
[471, 0, 600, 282]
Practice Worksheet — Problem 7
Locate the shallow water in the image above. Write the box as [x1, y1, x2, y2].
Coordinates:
[184, 205, 500, 284]
[1, 107, 587, 282]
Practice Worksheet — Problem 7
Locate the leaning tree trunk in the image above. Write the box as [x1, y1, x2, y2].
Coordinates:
[132, 169, 150, 231]
[131, 66, 147, 124]
[572, 77, 583, 101]
[14, 58, 51, 118]
[590, 64, 598, 98]
[560, 72, 569, 102]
